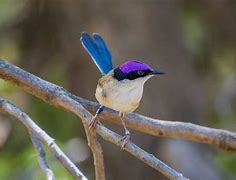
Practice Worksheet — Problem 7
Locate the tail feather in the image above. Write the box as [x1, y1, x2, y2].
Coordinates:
[93, 33, 113, 69]
[80, 32, 113, 75]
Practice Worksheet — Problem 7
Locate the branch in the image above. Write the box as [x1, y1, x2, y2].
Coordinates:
[0, 60, 105, 179]
[77, 97, 236, 151]
[1, 60, 235, 152]
[0, 98, 88, 180]
[82, 124, 105, 180]
[0, 61, 191, 179]
[30, 132, 55, 180]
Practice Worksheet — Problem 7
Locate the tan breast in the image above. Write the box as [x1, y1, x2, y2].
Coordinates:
[95, 71, 145, 113]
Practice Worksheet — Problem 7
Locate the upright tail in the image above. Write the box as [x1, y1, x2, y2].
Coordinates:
[80, 32, 113, 75]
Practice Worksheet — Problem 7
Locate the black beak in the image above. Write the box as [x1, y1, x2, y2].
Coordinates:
[150, 69, 165, 75]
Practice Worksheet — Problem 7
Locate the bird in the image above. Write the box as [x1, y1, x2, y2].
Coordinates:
[80, 32, 164, 148]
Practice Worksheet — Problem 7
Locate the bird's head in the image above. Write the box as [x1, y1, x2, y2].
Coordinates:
[113, 60, 164, 83]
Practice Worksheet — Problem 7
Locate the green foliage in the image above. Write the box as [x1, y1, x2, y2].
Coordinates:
[0, 0, 26, 25]
[215, 151, 236, 179]
[0, 144, 74, 179]
[29, 98, 83, 141]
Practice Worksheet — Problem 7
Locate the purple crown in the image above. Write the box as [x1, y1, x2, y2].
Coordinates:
[119, 60, 153, 73]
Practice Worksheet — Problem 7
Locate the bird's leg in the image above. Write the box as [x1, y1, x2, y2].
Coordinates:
[89, 105, 104, 129]
[119, 112, 130, 149]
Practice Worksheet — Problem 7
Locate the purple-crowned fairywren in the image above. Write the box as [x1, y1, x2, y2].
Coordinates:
[80, 32, 164, 148]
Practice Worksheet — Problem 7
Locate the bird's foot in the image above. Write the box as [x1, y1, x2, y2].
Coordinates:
[119, 132, 130, 149]
[89, 116, 98, 129]
[89, 105, 103, 130]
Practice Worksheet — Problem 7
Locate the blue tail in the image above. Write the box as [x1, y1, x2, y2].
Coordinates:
[80, 32, 113, 75]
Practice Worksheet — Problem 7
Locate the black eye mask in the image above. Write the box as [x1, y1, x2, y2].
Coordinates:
[113, 68, 152, 81]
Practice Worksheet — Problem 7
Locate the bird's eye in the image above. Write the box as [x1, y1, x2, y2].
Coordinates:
[137, 70, 144, 76]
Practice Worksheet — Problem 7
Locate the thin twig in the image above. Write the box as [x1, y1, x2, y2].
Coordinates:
[0, 59, 190, 179]
[29, 132, 55, 180]
[82, 124, 105, 180]
[0, 98, 88, 180]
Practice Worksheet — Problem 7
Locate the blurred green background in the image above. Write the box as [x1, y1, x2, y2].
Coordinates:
[0, 0, 236, 179]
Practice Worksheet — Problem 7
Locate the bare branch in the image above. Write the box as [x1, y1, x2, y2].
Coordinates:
[94, 122, 188, 179]
[82, 122, 105, 180]
[0, 60, 105, 179]
[50, 86, 188, 179]
[29, 132, 55, 180]
[0, 59, 235, 152]
[0, 60, 194, 179]
[0, 61, 191, 179]
[0, 98, 88, 180]
[79, 98, 236, 151]
[2, 59, 235, 178]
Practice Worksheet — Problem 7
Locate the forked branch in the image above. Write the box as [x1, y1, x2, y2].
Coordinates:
[0, 98, 87, 180]
[1, 59, 236, 179]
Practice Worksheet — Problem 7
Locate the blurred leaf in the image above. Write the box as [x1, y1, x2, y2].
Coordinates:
[0, 0, 26, 25]
[215, 151, 236, 178]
